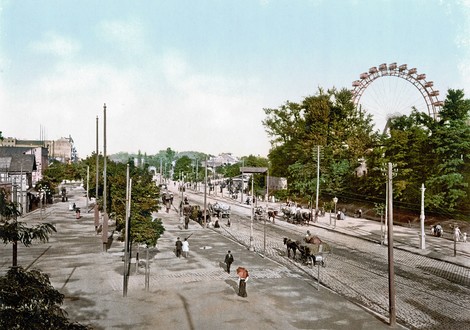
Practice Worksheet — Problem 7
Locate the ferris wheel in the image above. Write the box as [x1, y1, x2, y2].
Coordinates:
[351, 63, 444, 133]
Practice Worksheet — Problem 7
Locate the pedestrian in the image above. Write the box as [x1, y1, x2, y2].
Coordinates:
[182, 237, 189, 257]
[236, 267, 249, 297]
[224, 250, 234, 273]
[454, 226, 462, 242]
[175, 237, 183, 258]
[305, 230, 311, 242]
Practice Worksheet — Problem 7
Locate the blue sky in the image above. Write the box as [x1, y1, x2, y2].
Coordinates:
[1, 0, 469, 158]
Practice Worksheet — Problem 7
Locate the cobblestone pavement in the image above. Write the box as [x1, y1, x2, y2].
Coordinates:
[183, 187, 470, 330]
[215, 215, 470, 330]
[1, 185, 393, 330]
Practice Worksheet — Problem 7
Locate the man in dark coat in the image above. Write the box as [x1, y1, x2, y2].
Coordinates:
[224, 250, 234, 273]
[175, 237, 183, 258]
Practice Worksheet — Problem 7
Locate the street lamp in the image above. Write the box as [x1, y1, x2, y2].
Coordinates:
[419, 184, 426, 249]
[333, 197, 338, 228]
[180, 173, 185, 216]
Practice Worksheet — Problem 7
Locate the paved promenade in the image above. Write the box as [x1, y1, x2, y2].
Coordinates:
[7, 184, 470, 329]
[5, 186, 399, 330]
[314, 212, 470, 269]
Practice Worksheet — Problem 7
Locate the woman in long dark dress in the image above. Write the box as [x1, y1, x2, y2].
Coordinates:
[237, 267, 249, 297]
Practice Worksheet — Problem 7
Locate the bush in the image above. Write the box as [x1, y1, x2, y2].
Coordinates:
[0, 267, 90, 329]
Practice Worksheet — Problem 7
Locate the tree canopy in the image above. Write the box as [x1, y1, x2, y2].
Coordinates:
[0, 266, 90, 329]
[263, 87, 470, 219]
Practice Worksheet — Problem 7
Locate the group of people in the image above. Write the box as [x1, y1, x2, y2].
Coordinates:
[224, 250, 249, 297]
[175, 237, 190, 258]
[430, 224, 467, 242]
[174, 238, 249, 297]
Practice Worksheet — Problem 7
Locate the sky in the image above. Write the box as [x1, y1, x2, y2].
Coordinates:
[1, 0, 470, 159]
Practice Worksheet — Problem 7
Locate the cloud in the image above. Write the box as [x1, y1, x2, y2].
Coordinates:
[2, 16, 270, 158]
[30, 31, 81, 57]
[97, 18, 147, 54]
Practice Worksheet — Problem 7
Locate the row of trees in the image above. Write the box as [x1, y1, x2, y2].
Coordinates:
[43, 155, 166, 247]
[0, 131, 88, 329]
[262, 87, 470, 219]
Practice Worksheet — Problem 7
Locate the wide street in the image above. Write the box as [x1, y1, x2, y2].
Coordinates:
[181, 183, 470, 330]
[1, 181, 469, 329]
[0, 184, 393, 330]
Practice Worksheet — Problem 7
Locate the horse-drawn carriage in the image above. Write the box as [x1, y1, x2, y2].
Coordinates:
[281, 204, 312, 225]
[254, 206, 265, 220]
[283, 234, 331, 267]
[254, 206, 278, 222]
[161, 190, 174, 213]
[208, 202, 231, 218]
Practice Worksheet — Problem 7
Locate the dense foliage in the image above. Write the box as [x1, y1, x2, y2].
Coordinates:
[46, 156, 165, 247]
[0, 267, 90, 329]
[263, 88, 376, 205]
[0, 189, 56, 267]
[263, 87, 470, 219]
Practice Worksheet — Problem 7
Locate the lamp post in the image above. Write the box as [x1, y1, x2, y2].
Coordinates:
[419, 184, 426, 249]
[180, 173, 184, 216]
[203, 157, 208, 228]
[264, 167, 269, 255]
[333, 196, 338, 228]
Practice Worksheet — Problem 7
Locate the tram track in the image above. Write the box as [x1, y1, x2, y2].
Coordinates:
[179, 189, 470, 329]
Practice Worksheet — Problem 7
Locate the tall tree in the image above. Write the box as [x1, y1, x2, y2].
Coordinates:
[425, 89, 470, 212]
[263, 101, 305, 178]
[173, 155, 193, 181]
[264, 87, 376, 202]
[0, 189, 56, 267]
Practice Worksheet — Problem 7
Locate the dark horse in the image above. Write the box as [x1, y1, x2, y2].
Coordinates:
[268, 210, 278, 223]
[283, 238, 300, 259]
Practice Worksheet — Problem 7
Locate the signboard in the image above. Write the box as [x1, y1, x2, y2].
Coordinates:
[239, 166, 268, 174]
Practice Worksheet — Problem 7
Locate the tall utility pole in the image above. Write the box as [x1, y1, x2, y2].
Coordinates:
[123, 164, 131, 297]
[249, 174, 254, 251]
[195, 158, 198, 191]
[315, 145, 320, 215]
[419, 184, 426, 249]
[102, 104, 108, 252]
[20, 165, 23, 216]
[387, 162, 396, 327]
[86, 166, 89, 212]
[264, 168, 269, 255]
[159, 158, 162, 185]
[240, 159, 245, 204]
[95, 116, 99, 231]
[203, 157, 208, 227]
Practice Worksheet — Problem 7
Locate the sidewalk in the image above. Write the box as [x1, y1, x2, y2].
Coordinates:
[14, 186, 395, 330]
[313, 214, 470, 269]
[207, 188, 470, 269]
